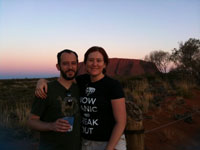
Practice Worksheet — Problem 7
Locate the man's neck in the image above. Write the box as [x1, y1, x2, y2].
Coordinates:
[57, 77, 73, 90]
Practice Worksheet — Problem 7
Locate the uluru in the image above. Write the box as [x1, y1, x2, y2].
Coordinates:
[77, 58, 159, 76]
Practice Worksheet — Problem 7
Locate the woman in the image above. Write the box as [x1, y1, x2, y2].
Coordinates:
[36, 46, 127, 150]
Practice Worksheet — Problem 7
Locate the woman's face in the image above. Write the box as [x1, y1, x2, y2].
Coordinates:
[85, 51, 106, 77]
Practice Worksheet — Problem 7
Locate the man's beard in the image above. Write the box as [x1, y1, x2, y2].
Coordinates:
[60, 69, 77, 80]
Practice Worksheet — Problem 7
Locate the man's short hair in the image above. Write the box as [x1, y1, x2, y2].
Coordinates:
[57, 49, 78, 65]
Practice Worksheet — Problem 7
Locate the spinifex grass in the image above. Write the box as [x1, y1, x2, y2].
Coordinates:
[0, 99, 31, 128]
[0, 79, 37, 129]
[174, 80, 196, 98]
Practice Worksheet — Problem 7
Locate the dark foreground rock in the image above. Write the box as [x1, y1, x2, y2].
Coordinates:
[0, 127, 38, 150]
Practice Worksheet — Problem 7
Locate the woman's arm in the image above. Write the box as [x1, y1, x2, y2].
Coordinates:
[106, 98, 127, 150]
[35, 79, 48, 99]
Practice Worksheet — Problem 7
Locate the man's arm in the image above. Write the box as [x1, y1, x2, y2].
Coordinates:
[27, 113, 71, 132]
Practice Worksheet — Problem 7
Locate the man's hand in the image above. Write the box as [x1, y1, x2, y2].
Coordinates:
[50, 118, 71, 132]
[35, 79, 48, 99]
[27, 114, 71, 132]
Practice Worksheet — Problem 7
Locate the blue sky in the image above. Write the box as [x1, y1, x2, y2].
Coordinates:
[0, 0, 199, 79]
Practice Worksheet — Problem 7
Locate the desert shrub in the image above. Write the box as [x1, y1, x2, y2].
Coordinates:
[175, 96, 185, 105]
[173, 80, 196, 98]
[124, 88, 134, 101]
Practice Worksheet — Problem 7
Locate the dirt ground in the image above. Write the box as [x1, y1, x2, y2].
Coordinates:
[144, 89, 200, 150]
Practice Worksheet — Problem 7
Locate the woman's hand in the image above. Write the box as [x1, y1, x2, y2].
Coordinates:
[35, 79, 48, 99]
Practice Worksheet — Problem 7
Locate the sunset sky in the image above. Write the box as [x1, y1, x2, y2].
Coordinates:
[0, 0, 200, 79]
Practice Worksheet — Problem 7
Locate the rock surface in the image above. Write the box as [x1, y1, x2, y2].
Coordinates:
[77, 58, 159, 76]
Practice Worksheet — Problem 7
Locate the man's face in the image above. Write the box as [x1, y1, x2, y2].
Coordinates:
[58, 52, 78, 80]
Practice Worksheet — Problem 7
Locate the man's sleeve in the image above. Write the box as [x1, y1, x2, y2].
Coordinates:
[31, 96, 47, 117]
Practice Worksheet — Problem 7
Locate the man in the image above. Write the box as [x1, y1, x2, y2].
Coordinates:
[27, 49, 81, 150]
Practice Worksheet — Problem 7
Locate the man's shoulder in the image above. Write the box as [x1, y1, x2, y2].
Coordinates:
[47, 80, 59, 88]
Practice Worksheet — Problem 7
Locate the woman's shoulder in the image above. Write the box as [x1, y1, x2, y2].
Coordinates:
[104, 75, 121, 86]
[104, 75, 119, 82]
[104, 76, 124, 98]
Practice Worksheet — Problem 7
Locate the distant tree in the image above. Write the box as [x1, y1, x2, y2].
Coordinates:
[144, 50, 171, 73]
[171, 38, 200, 82]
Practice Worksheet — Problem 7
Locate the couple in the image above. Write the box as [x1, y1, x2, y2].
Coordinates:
[28, 46, 127, 150]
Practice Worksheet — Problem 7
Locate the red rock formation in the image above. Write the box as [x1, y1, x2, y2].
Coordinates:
[77, 58, 159, 76]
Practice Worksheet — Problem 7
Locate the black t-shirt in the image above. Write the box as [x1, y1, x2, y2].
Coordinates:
[31, 80, 81, 150]
[76, 74, 124, 141]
